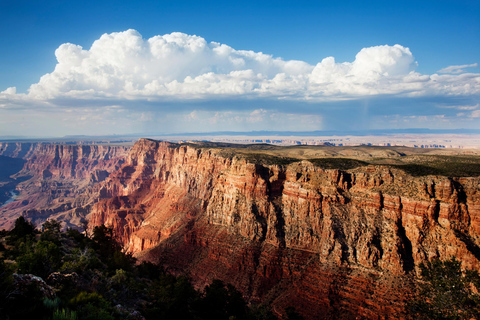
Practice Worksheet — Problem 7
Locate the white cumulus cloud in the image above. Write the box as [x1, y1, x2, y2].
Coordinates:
[27, 30, 313, 100]
[437, 63, 479, 74]
[1, 87, 17, 95]
[13, 29, 477, 103]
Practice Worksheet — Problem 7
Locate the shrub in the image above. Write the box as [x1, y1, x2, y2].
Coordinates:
[51, 308, 78, 320]
[145, 274, 198, 320]
[408, 258, 480, 319]
[41, 219, 62, 244]
[66, 228, 89, 249]
[61, 248, 101, 274]
[91, 225, 135, 273]
[0, 259, 13, 316]
[199, 279, 247, 320]
[7, 216, 36, 244]
[69, 291, 114, 320]
[16, 240, 62, 279]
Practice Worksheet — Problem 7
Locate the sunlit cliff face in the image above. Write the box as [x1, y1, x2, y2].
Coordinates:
[87, 139, 480, 319]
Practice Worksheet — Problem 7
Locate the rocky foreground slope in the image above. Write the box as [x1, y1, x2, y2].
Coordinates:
[0, 142, 129, 229]
[88, 138, 480, 319]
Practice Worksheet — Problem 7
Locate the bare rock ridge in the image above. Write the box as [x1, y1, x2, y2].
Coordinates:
[88, 138, 480, 319]
[0, 142, 129, 179]
[0, 142, 130, 230]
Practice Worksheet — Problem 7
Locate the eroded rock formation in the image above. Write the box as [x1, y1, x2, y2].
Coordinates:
[89, 139, 480, 319]
[0, 142, 130, 230]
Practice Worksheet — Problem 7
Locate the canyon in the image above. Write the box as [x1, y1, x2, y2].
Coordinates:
[90, 139, 480, 319]
[1, 138, 480, 318]
[0, 142, 129, 230]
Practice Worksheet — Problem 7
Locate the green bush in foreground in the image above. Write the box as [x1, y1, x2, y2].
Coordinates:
[408, 258, 480, 319]
[0, 217, 294, 320]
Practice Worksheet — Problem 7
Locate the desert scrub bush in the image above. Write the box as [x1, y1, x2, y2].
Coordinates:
[198, 279, 247, 320]
[394, 155, 480, 177]
[51, 308, 78, 320]
[238, 153, 297, 166]
[16, 240, 62, 278]
[7, 216, 36, 244]
[40, 219, 62, 245]
[69, 291, 114, 320]
[43, 297, 61, 310]
[408, 257, 480, 319]
[91, 225, 136, 274]
[60, 248, 101, 273]
[310, 158, 369, 170]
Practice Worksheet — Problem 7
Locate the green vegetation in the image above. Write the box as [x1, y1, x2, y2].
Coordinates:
[309, 158, 369, 170]
[195, 142, 480, 177]
[0, 217, 295, 320]
[240, 152, 480, 177]
[393, 156, 480, 177]
[391, 163, 444, 177]
[408, 258, 480, 319]
[238, 153, 297, 166]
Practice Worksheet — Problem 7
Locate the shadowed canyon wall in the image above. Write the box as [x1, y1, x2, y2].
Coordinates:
[0, 142, 130, 229]
[88, 139, 480, 319]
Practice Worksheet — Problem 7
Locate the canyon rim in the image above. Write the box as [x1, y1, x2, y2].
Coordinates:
[2, 138, 480, 318]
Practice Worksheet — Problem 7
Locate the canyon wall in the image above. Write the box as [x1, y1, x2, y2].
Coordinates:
[0, 142, 130, 230]
[0, 142, 129, 179]
[89, 139, 480, 319]
[0, 142, 37, 159]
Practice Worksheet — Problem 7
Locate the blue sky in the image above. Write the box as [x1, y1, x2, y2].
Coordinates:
[0, 0, 479, 137]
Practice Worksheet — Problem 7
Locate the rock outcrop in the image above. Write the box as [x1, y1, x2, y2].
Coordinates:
[0, 142, 129, 179]
[0, 142, 37, 159]
[0, 142, 130, 230]
[89, 139, 480, 319]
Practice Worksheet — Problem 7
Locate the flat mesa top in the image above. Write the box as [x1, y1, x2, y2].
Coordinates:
[180, 141, 480, 177]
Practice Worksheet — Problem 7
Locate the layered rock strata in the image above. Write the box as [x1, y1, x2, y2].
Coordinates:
[0, 142, 129, 179]
[0, 142, 130, 230]
[89, 139, 480, 319]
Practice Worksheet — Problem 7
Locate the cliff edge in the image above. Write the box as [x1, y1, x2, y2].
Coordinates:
[89, 139, 480, 319]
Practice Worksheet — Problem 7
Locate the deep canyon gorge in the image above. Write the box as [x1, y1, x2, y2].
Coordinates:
[1, 139, 480, 319]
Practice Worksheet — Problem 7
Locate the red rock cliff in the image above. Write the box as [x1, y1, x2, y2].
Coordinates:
[0, 142, 129, 179]
[0, 142, 130, 230]
[0, 142, 37, 159]
[89, 139, 480, 319]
